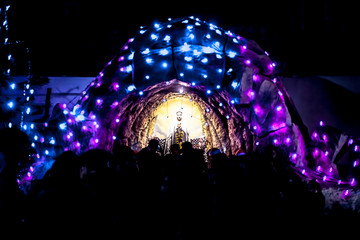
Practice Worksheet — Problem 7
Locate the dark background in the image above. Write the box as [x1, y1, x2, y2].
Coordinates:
[5, 0, 360, 77]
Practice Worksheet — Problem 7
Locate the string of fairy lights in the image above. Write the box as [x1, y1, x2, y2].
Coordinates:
[1, 3, 55, 191]
[1, 10, 359, 201]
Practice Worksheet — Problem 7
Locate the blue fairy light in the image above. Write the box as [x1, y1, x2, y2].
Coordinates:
[128, 52, 134, 60]
[146, 58, 154, 64]
[7, 101, 14, 109]
[201, 57, 208, 64]
[231, 81, 239, 89]
[150, 33, 158, 40]
[202, 46, 214, 54]
[142, 48, 150, 54]
[184, 56, 192, 62]
[180, 43, 191, 52]
[164, 35, 171, 42]
[125, 65, 133, 72]
[159, 49, 169, 55]
[228, 51, 236, 58]
[59, 123, 67, 130]
[127, 85, 136, 92]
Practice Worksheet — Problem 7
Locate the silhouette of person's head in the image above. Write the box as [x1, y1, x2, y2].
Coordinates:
[170, 144, 180, 155]
[182, 141, 192, 153]
[148, 139, 160, 152]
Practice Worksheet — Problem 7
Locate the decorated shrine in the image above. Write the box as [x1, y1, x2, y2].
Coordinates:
[3, 15, 360, 209]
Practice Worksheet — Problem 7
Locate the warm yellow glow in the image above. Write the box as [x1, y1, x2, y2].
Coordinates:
[152, 96, 204, 139]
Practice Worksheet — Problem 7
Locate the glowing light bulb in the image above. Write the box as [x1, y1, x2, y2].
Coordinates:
[127, 85, 136, 92]
[142, 48, 150, 55]
[159, 49, 169, 55]
[180, 43, 191, 52]
[150, 34, 158, 40]
[7, 101, 14, 108]
[146, 58, 153, 64]
[228, 51, 236, 58]
[59, 122, 67, 130]
[184, 56, 192, 62]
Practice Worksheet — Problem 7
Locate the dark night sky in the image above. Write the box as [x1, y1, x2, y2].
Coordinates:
[7, 0, 360, 76]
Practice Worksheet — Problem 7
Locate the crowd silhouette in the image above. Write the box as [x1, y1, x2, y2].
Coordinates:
[1, 127, 359, 237]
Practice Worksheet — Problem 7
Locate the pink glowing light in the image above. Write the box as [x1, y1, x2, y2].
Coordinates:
[353, 160, 359, 167]
[111, 101, 119, 108]
[247, 90, 255, 99]
[322, 134, 328, 142]
[350, 178, 356, 186]
[96, 99, 103, 106]
[312, 132, 318, 138]
[313, 149, 320, 158]
[253, 105, 262, 115]
[272, 122, 286, 130]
